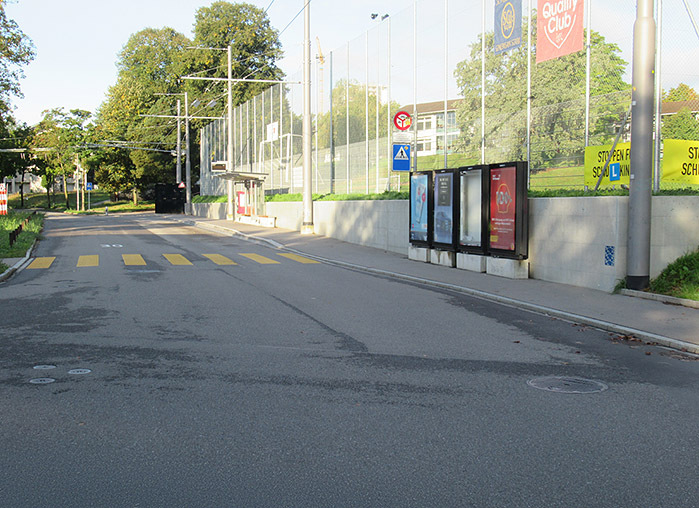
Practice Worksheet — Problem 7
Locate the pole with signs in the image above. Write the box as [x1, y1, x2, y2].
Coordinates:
[392, 111, 413, 173]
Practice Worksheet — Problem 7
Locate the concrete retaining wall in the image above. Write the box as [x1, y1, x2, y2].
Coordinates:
[192, 196, 699, 292]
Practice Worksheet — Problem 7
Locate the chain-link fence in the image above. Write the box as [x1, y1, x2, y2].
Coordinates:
[200, 0, 699, 196]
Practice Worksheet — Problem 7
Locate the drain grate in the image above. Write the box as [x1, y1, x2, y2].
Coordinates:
[68, 369, 92, 375]
[29, 378, 56, 385]
[33, 365, 57, 370]
[527, 376, 608, 394]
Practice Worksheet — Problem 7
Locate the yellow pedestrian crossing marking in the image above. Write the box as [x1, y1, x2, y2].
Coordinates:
[203, 254, 237, 265]
[77, 255, 99, 267]
[277, 253, 319, 264]
[26, 252, 320, 270]
[163, 253, 192, 266]
[27, 257, 55, 269]
[239, 253, 280, 265]
[122, 254, 146, 266]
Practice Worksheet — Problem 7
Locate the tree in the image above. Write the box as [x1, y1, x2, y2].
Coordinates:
[0, 119, 32, 206]
[0, 4, 35, 122]
[96, 28, 191, 201]
[664, 83, 699, 103]
[189, 2, 284, 105]
[454, 16, 630, 169]
[662, 108, 699, 141]
[32, 108, 92, 209]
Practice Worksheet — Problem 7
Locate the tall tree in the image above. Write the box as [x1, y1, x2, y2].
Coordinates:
[189, 2, 284, 105]
[0, 3, 35, 122]
[0, 119, 32, 205]
[32, 108, 92, 209]
[454, 16, 629, 169]
[97, 28, 191, 201]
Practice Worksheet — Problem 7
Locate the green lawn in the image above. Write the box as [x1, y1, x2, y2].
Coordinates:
[0, 211, 45, 261]
[64, 201, 155, 214]
[8, 191, 111, 211]
[649, 249, 699, 301]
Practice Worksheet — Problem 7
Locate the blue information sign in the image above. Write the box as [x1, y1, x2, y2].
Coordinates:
[609, 163, 621, 182]
[86, 182, 94, 191]
[392, 144, 411, 172]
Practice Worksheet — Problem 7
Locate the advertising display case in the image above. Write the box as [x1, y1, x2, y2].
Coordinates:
[458, 165, 489, 255]
[432, 169, 459, 250]
[409, 171, 432, 246]
[487, 162, 528, 260]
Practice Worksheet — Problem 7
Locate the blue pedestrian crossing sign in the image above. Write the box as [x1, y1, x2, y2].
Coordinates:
[392, 143, 411, 172]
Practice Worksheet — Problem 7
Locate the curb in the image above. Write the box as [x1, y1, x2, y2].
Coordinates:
[620, 288, 699, 310]
[0, 239, 36, 283]
[179, 217, 699, 355]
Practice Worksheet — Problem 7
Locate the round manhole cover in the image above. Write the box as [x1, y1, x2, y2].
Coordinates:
[68, 369, 92, 375]
[33, 365, 57, 370]
[527, 376, 608, 394]
[29, 378, 56, 384]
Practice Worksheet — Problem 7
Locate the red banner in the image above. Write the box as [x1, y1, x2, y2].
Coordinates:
[536, 0, 584, 63]
[489, 166, 517, 251]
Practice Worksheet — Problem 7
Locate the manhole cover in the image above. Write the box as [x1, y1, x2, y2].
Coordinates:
[29, 378, 56, 384]
[527, 376, 608, 394]
[33, 365, 57, 370]
[68, 369, 92, 375]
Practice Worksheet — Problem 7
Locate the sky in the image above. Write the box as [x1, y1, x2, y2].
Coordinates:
[5, 0, 699, 127]
[4, 0, 414, 126]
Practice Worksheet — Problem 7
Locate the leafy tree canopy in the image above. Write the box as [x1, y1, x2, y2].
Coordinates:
[664, 83, 699, 103]
[0, 3, 35, 122]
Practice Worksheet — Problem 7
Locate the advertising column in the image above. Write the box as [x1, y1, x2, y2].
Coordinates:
[488, 162, 528, 259]
[409, 172, 431, 245]
[432, 170, 458, 249]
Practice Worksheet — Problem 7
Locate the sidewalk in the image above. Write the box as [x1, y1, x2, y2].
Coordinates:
[176, 215, 699, 354]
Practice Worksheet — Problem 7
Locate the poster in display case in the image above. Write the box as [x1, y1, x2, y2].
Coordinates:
[487, 162, 528, 259]
[409, 172, 432, 245]
[432, 169, 458, 249]
[458, 165, 488, 254]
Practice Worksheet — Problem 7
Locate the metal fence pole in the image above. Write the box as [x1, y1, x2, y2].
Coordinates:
[366, 31, 370, 194]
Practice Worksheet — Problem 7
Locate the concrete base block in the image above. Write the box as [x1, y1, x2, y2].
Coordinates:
[430, 249, 456, 268]
[486, 257, 529, 279]
[408, 245, 430, 262]
[456, 252, 487, 272]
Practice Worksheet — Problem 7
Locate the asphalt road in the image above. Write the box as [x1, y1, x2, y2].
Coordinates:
[1, 213, 697, 508]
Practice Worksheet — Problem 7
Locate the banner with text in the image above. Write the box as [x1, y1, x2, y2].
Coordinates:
[537, 0, 584, 63]
[494, 0, 522, 54]
[662, 139, 699, 184]
[584, 142, 631, 188]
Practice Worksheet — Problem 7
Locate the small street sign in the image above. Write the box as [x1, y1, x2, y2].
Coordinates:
[178, 181, 186, 189]
[86, 182, 93, 191]
[609, 162, 621, 182]
[392, 144, 411, 172]
[393, 111, 412, 131]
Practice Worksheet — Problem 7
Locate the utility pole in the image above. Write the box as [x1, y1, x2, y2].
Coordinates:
[627, 0, 656, 290]
[227, 44, 235, 221]
[176, 99, 182, 184]
[185, 91, 192, 213]
[302, 0, 314, 234]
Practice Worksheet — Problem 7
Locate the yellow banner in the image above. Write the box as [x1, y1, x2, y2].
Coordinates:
[662, 139, 699, 184]
[584, 142, 631, 188]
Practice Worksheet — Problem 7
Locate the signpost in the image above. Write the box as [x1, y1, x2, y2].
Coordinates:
[393, 111, 412, 131]
[86, 182, 93, 210]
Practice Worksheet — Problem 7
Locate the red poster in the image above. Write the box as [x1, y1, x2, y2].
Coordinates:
[536, 0, 584, 63]
[490, 166, 517, 251]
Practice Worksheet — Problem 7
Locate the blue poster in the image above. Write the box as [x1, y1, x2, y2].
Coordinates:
[494, 0, 522, 54]
[410, 174, 428, 242]
[433, 172, 453, 245]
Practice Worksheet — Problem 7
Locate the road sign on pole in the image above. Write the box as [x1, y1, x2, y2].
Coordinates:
[392, 144, 411, 172]
[393, 111, 412, 131]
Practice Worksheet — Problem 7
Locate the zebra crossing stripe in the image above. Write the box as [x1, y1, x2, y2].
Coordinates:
[163, 254, 193, 266]
[27, 257, 55, 269]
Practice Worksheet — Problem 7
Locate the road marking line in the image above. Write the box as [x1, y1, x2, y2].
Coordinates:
[203, 254, 237, 265]
[277, 253, 319, 264]
[77, 255, 99, 267]
[122, 254, 146, 266]
[239, 253, 280, 265]
[163, 253, 193, 266]
[27, 257, 55, 269]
